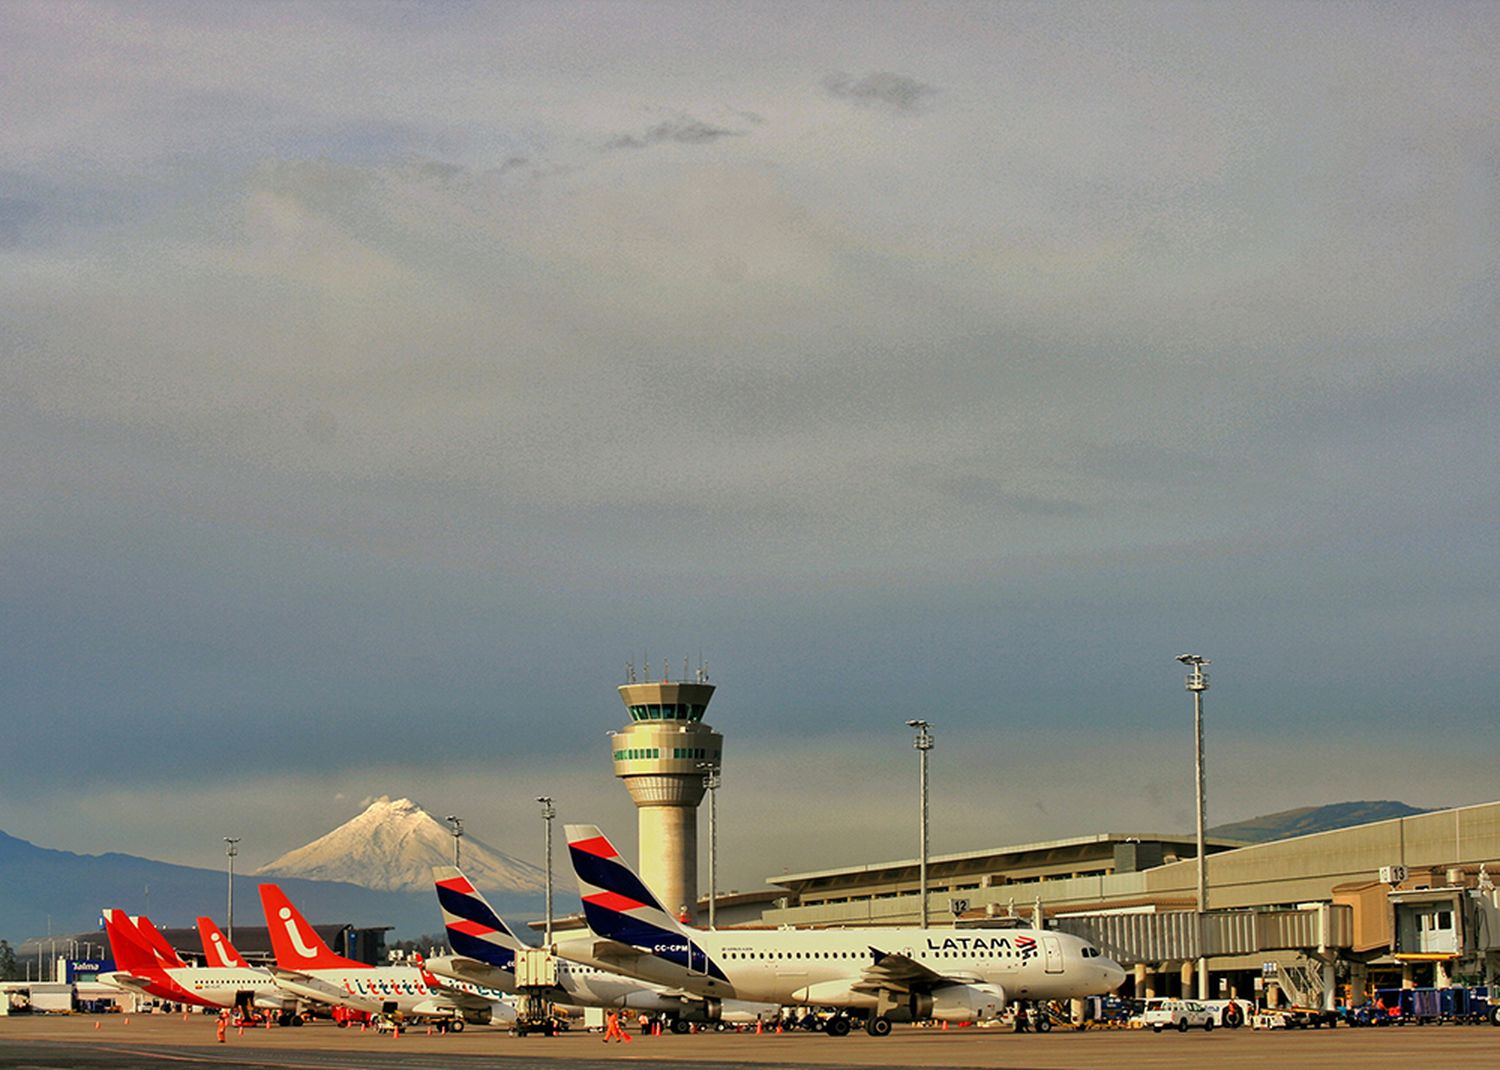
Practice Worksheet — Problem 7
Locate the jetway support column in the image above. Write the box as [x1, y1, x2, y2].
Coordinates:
[1133, 963, 1150, 999]
[1179, 960, 1194, 998]
[1321, 959, 1336, 1011]
[1349, 963, 1368, 1006]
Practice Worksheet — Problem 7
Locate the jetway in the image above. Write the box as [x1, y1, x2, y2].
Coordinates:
[1049, 904, 1352, 965]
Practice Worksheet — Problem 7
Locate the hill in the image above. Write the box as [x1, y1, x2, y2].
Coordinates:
[0, 829, 543, 947]
[1208, 800, 1435, 844]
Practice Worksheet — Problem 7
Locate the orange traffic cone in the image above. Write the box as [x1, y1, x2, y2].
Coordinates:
[94, 1021, 101, 1030]
[426, 1027, 432, 1036]
[755, 1019, 762, 1035]
[360, 1022, 367, 1032]
[942, 1020, 948, 1031]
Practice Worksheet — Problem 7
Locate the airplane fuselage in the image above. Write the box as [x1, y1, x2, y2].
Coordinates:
[560, 926, 1123, 1009]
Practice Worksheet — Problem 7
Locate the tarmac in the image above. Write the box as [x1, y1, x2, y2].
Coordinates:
[3, 1014, 1500, 1070]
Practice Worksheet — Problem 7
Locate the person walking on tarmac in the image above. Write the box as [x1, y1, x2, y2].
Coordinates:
[603, 1009, 633, 1043]
[216, 1010, 229, 1044]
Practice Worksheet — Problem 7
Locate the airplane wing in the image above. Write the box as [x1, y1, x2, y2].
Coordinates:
[423, 954, 510, 987]
[97, 971, 156, 995]
[852, 948, 983, 993]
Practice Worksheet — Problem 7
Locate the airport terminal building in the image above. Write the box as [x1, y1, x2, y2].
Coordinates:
[757, 801, 1500, 1007]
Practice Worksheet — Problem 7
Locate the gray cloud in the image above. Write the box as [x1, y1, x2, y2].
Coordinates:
[1, 1, 1497, 872]
[822, 70, 937, 112]
[605, 115, 746, 150]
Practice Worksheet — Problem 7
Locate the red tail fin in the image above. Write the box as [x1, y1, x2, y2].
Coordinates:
[257, 884, 367, 970]
[132, 915, 186, 967]
[196, 917, 248, 968]
[103, 909, 160, 974]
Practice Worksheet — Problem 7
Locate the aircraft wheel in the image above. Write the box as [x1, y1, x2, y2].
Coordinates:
[450, 1018, 465, 1033]
[866, 1016, 892, 1037]
[826, 1016, 851, 1037]
[671, 1018, 691, 1035]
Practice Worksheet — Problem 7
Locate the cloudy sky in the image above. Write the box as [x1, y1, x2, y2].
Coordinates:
[2, 1, 1497, 896]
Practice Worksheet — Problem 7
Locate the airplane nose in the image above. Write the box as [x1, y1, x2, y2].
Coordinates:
[1104, 959, 1127, 991]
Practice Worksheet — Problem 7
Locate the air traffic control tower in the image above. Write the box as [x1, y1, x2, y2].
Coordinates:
[610, 665, 722, 922]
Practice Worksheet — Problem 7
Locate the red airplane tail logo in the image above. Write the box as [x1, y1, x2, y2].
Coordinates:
[196, 917, 248, 968]
[257, 883, 367, 970]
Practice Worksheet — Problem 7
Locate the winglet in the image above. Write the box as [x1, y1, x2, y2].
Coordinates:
[432, 865, 521, 973]
[196, 917, 249, 968]
[257, 883, 368, 970]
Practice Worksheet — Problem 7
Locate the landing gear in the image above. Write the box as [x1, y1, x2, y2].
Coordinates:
[670, 1018, 691, 1035]
[865, 1016, 893, 1037]
[825, 1015, 851, 1037]
[449, 1017, 465, 1033]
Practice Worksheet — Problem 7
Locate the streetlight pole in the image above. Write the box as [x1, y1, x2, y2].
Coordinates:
[223, 838, 240, 942]
[1177, 654, 1210, 1000]
[445, 815, 464, 867]
[906, 719, 934, 929]
[697, 762, 721, 930]
[536, 797, 556, 945]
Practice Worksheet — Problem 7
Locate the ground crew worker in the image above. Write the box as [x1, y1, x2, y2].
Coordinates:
[216, 1010, 228, 1043]
[603, 1009, 633, 1043]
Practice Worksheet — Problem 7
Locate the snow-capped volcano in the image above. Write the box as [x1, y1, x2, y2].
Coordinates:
[255, 796, 547, 893]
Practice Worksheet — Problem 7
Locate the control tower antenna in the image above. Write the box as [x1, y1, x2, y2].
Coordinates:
[609, 656, 723, 923]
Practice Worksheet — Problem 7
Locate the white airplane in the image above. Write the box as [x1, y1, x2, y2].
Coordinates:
[563, 823, 1127, 1036]
[257, 882, 515, 1029]
[424, 865, 776, 1031]
[98, 910, 299, 1019]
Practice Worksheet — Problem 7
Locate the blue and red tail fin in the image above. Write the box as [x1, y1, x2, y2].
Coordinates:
[565, 823, 725, 981]
[432, 866, 520, 973]
[258, 883, 368, 970]
[196, 917, 248, 968]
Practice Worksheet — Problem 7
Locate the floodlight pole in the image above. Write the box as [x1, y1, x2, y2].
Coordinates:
[697, 763, 721, 929]
[223, 838, 240, 942]
[445, 815, 464, 867]
[907, 719, 934, 929]
[536, 796, 556, 944]
[1178, 654, 1210, 1000]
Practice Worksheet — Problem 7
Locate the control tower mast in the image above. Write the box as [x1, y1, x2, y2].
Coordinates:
[610, 660, 722, 922]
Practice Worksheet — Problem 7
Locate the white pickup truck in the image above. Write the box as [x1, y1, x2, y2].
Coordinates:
[1143, 998, 1217, 1032]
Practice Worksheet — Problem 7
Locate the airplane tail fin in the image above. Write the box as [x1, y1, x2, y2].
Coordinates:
[565, 823, 700, 954]
[102, 909, 161, 974]
[432, 865, 521, 972]
[257, 883, 367, 970]
[196, 917, 249, 968]
[132, 915, 187, 968]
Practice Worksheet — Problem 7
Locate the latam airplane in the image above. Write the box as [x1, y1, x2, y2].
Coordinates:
[425, 865, 775, 1030]
[256, 883, 515, 1029]
[99, 910, 299, 1017]
[564, 823, 1127, 1036]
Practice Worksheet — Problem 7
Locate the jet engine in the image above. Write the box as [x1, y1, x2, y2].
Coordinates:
[912, 983, 1006, 1022]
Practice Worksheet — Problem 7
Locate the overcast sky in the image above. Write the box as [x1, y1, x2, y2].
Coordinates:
[2, 1, 1497, 896]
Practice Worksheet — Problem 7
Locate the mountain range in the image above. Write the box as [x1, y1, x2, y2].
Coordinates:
[1207, 800, 1434, 843]
[1, 796, 548, 947]
[4, 797, 1439, 946]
